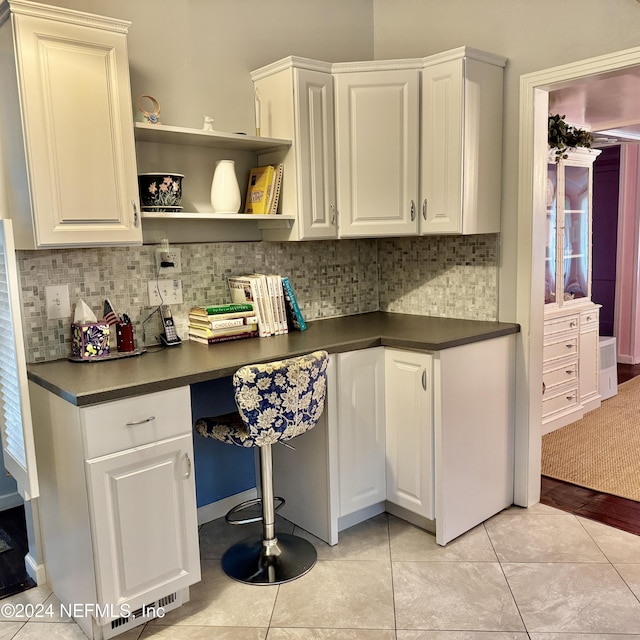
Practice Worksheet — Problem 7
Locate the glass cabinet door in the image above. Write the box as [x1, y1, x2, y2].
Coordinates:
[545, 163, 557, 304]
[561, 165, 589, 302]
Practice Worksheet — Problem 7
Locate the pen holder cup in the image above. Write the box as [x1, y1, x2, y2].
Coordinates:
[116, 322, 135, 352]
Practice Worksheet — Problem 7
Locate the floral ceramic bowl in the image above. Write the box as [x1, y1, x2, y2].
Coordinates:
[138, 173, 184, 210]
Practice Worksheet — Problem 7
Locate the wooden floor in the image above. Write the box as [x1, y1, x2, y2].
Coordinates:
[540, 362, 640, 536]
[0, 505, 35, 599]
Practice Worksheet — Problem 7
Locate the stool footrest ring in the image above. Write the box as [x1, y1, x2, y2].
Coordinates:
[225, 496, 285, 525]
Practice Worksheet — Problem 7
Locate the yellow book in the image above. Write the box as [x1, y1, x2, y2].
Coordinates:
[245, 165, 275, 214]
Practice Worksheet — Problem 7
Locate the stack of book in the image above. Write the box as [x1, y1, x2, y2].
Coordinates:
[228, 274, 306, 337]
[244, 163, 283, 215]
[188, 303, 259, 345]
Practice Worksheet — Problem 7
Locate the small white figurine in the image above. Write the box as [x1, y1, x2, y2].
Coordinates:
[203, 116, 214, 131]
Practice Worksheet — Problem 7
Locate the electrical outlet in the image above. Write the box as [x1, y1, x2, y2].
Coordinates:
[148, 279, 183, 306]
[155, 247, 181, 275]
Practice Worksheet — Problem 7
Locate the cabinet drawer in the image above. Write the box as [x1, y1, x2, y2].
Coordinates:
[544, 335, 578, 362]
[82, 387, 192, 458]
[544, 315, 579, 336]
[542, 385, 579, 418]
[543, 360, 578, 392]
[580, 308, 599, 329]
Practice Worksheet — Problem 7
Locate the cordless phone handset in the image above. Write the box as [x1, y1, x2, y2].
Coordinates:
[159, 304, 182, 346]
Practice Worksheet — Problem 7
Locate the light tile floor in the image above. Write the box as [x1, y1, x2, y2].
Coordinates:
[1, 502, 640, 639]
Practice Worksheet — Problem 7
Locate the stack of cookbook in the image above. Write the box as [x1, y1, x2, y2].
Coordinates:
[187, 302, 259, 345]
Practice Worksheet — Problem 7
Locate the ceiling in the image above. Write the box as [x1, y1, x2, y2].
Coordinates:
[548, 65, 640, 144]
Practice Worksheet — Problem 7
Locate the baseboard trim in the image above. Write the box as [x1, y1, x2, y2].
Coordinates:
[338, 502, 386, 532]
[24, 552, 46, 585]
[0, 492, 23, 512]
[197, 488, 258, 526]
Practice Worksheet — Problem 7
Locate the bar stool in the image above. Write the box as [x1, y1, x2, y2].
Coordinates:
[195, 350, 329, 585]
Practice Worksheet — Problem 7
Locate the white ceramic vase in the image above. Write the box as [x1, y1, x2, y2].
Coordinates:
[210, 160, 241, 213]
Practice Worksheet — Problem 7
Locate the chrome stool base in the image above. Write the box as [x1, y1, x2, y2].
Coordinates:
[221, 532, 317, 585]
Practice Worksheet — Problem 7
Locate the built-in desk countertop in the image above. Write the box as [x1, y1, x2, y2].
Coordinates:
[27, 311, 519, 407]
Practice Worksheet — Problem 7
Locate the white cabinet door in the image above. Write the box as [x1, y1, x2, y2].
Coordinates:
[5, 5, 141, 248]
[335, 69, 420, 238]
[580, 326, 599, 405]
[337, 348, 386, 517]
[384, 348, 434, 520]
[86, 434, 200, 623]
[420, 56, 503, 235]
[294, 67, 338, 239]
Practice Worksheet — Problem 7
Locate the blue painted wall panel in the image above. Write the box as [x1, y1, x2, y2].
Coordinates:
[190, 376, 256, 507]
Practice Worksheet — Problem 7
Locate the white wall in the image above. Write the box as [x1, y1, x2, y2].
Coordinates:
[372, 0, 640, 322]
[38, 0, 374, 133]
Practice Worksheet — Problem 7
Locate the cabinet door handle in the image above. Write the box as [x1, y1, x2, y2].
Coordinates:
[131, 199, 139, 228]
[569, 321, 577, 328]
[410, 200, 416, 221]
[330, 203, 336, 225]
[184, 453, 192, 479]
[422, 198, 427, 220]
[125, 416, 156, 426]
[421, 368, 427, 391]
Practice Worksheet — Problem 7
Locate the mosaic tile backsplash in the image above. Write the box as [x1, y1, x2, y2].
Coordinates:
[17, 235, 498, 363]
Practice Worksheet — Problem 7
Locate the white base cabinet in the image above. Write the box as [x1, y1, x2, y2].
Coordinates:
[0, 0, 142, 249]
[272, 338, 515, 547]
[29, 385, 200, 640]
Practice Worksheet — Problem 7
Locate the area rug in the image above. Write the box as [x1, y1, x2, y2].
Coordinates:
[541, 376, 640, 502]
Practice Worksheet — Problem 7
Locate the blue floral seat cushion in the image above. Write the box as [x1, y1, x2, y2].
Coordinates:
[195, 350, 329, 448]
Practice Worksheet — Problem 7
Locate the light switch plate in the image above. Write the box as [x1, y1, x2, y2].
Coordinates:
[148, 279, 183, 306]
[45, 284, 71, 320]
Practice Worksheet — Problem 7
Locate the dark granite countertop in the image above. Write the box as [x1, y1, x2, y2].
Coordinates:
[27, 312, 519, 406]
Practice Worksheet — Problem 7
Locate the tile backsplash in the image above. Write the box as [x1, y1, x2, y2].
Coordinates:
[17, 234, 498, 363]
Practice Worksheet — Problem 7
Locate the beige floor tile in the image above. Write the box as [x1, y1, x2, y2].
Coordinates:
[141, 625, 266, 639]
[578, 516, 640, 564]
[267, 630, 395, 639]
[0, 585, 53, 622]
[393, 561, 525, 631]
[271, 560, 394, 629]
[500, 503, 567, 516]
[0, 622, 24, 639]
[529, 635, 640, 639]
[13, 622, 87, 639]
[397, 632, 529, 639]
[294, 513, 390, 561]
[147, 559, 277, 627]
[485, 514, 607, 563]
[615, 563, 640, 599]
[502, 562, 640, 633]
[389, 518, 496, 562]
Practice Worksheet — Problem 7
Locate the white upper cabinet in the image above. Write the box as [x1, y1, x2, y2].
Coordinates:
[334, 67, 420, 238]
[0, 0, 142, 249]
[420, 50, 505, 235]
[251, 58, 338, 241]
[252, 48, 505, 241]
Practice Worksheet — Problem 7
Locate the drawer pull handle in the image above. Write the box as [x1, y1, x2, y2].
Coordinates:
[586, 315, 592, 321]
[570, 321, 577, 327]
[566, 343, 574, 348]
[566, 394, 576, 401]
[125, 416, 156, 426]
[184, 453, 192, 479]
[565, 369, 575, 375]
